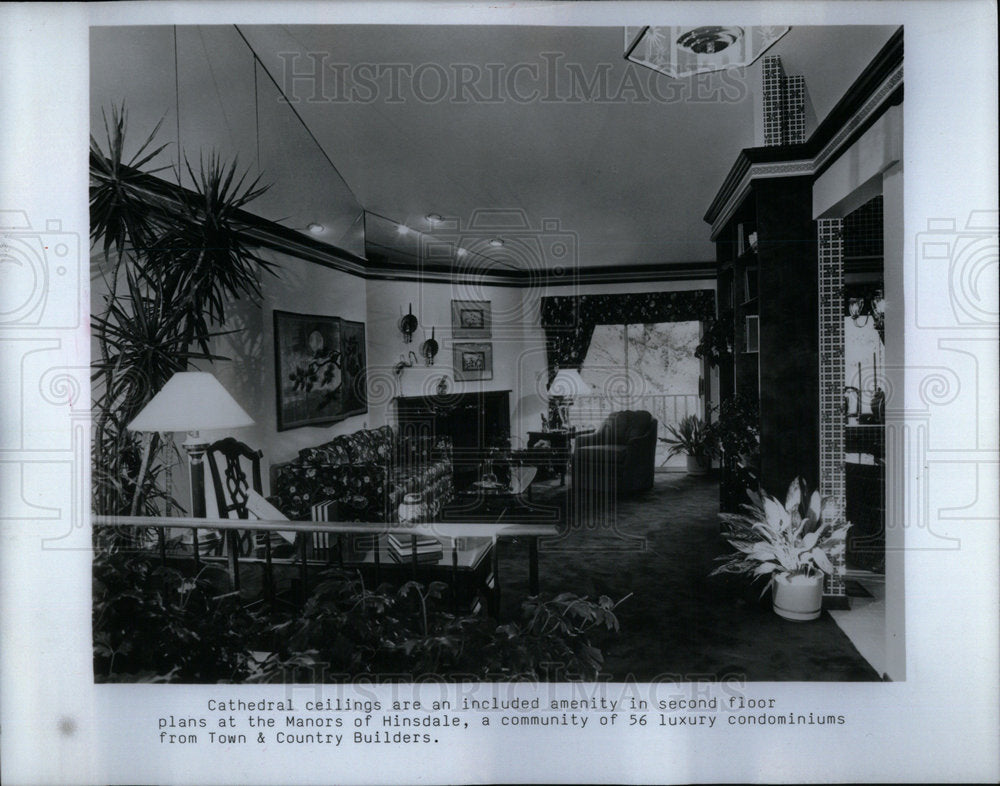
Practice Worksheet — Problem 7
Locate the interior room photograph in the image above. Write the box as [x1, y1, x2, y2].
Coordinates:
[90, 23, 904, 684]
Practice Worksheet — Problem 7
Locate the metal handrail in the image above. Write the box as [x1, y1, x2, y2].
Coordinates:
[93, 514, 556, 615]
[92, 515, 557, 539]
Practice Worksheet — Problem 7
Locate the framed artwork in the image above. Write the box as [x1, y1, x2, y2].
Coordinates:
[451, 299, 492, 338]
[273, 310, 367, 431]
[453, 342, 493, 381]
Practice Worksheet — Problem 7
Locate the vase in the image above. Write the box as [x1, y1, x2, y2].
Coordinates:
[397, 492, 426, 525]
[771, 573, 823, 621]
[686, 454, 708, 475]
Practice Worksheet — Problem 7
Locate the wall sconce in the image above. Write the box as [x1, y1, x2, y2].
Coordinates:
[399, 303, 418, 343]
[421, 327, 439, 366]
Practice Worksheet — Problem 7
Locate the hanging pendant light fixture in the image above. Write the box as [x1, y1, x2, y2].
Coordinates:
[624, 25, 790, 78]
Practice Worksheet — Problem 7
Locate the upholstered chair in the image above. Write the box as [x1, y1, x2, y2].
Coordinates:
[571, 410, 658, 494]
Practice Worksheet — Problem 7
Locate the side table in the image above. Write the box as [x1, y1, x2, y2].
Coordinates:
[522, 427, 596, 485]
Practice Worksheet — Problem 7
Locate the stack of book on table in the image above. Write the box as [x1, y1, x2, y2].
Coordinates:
[387, 532, 443, 564]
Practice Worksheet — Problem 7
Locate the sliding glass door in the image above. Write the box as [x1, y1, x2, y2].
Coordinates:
[578, 320, 703, 467]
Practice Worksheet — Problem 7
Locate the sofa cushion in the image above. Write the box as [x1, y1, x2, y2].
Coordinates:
[300, 435, 353, 465]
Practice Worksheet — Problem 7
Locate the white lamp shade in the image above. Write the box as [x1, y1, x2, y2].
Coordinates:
[127, 372, 254, 433]
[548, 368, 591, 398]
[513, 394, 546, 421]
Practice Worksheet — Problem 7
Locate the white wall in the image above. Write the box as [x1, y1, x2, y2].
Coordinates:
[363, 278, 528, 434]
[209, 248, 369, 482]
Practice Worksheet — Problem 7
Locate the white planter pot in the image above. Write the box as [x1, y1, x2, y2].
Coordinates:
[686, 455, 708, 475]
[771, 573, 823, 621]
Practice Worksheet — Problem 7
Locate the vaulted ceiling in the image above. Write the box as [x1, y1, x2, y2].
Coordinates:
[90, 24, 898, 271]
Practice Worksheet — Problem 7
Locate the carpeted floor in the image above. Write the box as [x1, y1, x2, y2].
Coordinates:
[495, 473, 880, 682]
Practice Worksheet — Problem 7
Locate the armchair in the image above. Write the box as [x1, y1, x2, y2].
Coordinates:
[571, 410, 657, 494]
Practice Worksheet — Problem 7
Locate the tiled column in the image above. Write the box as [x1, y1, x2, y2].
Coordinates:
[762, 55, 786, 146]
[818, 218, 847, 600]
[784, 75, 806, 144]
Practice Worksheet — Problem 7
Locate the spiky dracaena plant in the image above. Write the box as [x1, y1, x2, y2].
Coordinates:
[661, 414, 717, 461]
[90, 103, 271, 517]
[711, 477, 850, 594]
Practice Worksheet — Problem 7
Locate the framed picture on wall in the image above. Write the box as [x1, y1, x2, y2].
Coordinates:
[453, 342, 493, 381]
[451, 299, 492, 338]
[273, 310, 368, 431]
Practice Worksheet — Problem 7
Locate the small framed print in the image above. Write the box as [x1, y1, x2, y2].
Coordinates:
[451, 299, 492, 338]
[453, 342, 493, 381]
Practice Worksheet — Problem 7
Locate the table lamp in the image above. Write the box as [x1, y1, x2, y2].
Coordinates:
[547, 368, 591, 429]
[513, 393, 547, 438]
[127, 371, 254, 518]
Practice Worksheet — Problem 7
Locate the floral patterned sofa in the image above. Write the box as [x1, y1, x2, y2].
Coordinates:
[269, 425, 453, 523]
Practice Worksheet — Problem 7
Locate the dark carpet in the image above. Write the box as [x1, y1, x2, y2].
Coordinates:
[496, 473, 880, 682]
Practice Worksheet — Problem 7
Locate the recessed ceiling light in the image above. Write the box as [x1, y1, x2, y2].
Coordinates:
[456, 248, 468, 257]
[307, 222, 325, 234]
[489, 237, 504, 247]
[425, 213, 443, 225]
[397, 225, 410, 236]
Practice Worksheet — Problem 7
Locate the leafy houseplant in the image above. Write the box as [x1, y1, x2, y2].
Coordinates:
[93, 544, 261, 682]
[251, 569, 627, 682]
[707, 394, 760, 510]
[661, 415, 717, 475]
[694, 308, 734, 368]
[711, 477, 851, 621]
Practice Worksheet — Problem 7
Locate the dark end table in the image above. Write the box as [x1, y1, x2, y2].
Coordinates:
[520, 427, 596, 485]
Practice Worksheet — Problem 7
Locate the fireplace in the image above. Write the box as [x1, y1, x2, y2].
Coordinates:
[395, 390, 511, 490]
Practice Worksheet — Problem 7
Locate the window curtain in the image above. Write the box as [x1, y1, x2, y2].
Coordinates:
[539, 290, 716, 380]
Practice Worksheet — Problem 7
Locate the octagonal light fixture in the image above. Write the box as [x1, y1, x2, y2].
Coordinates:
[624, 25, 790, 79]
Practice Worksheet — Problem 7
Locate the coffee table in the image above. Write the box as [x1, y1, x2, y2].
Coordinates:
[346, 514, 556, 618]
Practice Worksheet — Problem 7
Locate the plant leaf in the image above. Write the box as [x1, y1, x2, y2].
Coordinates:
[811, 548, 834, 574]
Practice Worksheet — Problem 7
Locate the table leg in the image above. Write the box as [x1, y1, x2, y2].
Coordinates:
[491, 540, 500, 620]
[264, 536, 274, 603]
[529, 537, 540, 596]
[451, 546, 459, 614]
[298, 535, 308, 606]
[158, 527, 167, 568]
[227, 530, 241, 592]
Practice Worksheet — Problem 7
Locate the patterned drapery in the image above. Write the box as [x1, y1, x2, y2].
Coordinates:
[540, 290, 716, 378]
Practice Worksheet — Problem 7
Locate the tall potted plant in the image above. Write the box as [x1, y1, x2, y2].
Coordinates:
[661, 414, 716, 475]
[711, 477, 851, 621]
[707, 394, 760, 510]
[90, 103, 272, 518]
